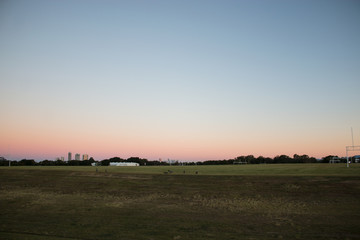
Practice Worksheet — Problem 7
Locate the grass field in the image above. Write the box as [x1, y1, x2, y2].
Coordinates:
[1, 164, 360, 239]
[2, 163, 360, 176]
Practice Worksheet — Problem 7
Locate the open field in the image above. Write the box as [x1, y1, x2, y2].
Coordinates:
[1, 164, 360, 239]
[2, 163, 360, 176]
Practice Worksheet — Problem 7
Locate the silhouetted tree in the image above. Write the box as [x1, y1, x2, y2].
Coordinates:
[68, 160, 80, 166]
[40, 160, 55, 166]
[127, 157, 148, 166]
[274, 155, 291, 163]
[101, 159, 110, 166]
[19, 159, 36, 166]
[257, 156, 266, 164]
[245, 155, 255, 164]
[235, 156, 246, 163]
[109, 157, 124, 162]
[0, 157, 10, 166]
[55, 159, 66, 166]
[321, 155, 338, 163]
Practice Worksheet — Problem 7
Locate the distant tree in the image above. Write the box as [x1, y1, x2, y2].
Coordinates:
[235, 156, 246, 163]
[293, 154, 301, 163]
[19, 159, 36, 166]
[0, 157, 10, 166]
[257, 156, 266, 164]
[204, 159, 234, 165]
[40, 160, 55, 166]
[292, 154, 318, 163]
[148, 160, 167, 166]
[109, 157, 124, 162]
[203, 160, 217, 165]
[227, 158, 235, 164]
[68, 160, 80, 166]
[264, 157, 273, 164]
[274, 155, 291, 163]
[55, 159, 66, 166]
[127, 157, 148, 166]
[293, 154, 306, 163]
[245, 155, 255, 164]
[321, 155, 338, 163]
[80, 160, 92, 166]
[101, 159, 110, 166]
[308, 157, 317, 163]
[9, 160, 18, 166]
[147, 160, 158, 166]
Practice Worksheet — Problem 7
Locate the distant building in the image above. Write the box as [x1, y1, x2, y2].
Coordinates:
[61, 157, 64, 161]
[75, 153, 80, 161]
[109, 162, 139, 167]
[68, 152, 72, 161]
[82, 154, 88, 161]
[168, 159, 177, 165]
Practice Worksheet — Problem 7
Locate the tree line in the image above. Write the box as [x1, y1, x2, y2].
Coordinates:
[0, 154, 351, 166]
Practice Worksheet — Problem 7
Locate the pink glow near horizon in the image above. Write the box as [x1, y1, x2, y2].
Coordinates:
[0, 125, 356, 161]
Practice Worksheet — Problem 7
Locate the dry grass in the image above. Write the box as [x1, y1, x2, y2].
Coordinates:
[0, 168, 360, 240]
[187, 194, 311, 215]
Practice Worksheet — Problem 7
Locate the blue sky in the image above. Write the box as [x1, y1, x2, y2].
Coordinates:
[1, 0, 360, 161]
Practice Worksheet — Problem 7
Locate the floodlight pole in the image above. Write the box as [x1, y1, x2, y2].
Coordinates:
[7, 145, 10, 167]
[6, 153, 10, 167]
[346, 145, 360, 168]
[346, 128, 357, 168]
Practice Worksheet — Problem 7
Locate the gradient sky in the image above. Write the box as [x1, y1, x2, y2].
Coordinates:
[1, 0, 360, 161]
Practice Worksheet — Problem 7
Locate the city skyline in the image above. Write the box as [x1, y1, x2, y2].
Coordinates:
[1, 0, 360, 161]
[64, 152, 89, 161]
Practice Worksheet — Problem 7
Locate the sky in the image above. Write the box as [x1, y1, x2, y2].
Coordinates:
[1, 0, 360, 161]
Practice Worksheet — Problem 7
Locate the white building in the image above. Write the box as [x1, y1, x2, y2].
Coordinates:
[75, 153, 81, 161]
[109, 162, 139, 166]
[168, 159, 177, 165]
